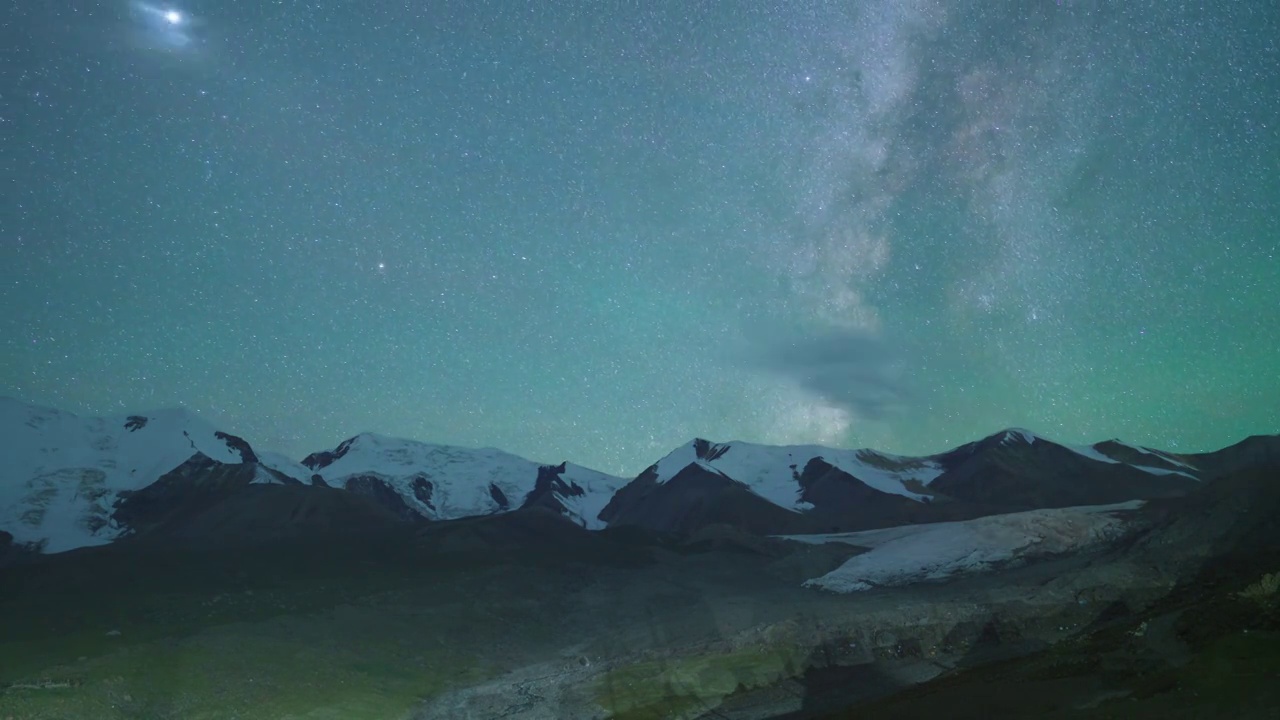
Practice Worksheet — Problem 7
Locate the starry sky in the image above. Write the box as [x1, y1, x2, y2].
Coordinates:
[4, 1, 1278, 476]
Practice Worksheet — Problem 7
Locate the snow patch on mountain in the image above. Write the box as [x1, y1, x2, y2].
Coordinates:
[0, 398, 252, 552]
[1000, 428, 1041, 445]
[550, 465, 626, 531]
[650, 439, 939, 509]
[1067, 440, 1200, 479]
[304, 433, 622, 525]
[652, 442, 703, 484]
[1133, 465, 1199, 480]
[1112, 440, 1196, 470]
[1068, 443, 1122, 465]
[257, 451, 313, 484]
[791, 500, 1143, 593]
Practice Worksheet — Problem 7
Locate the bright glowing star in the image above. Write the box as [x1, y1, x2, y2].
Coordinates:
[131, 2, 185, 27]
[127, 2, 198, 53]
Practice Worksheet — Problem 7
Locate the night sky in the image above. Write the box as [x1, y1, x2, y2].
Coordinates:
[4, 1, 1278, 476]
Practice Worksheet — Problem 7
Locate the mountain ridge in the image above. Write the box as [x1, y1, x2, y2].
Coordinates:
[2, 396, 1275, 557]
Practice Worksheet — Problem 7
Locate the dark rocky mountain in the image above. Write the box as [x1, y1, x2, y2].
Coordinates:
[599, 463, 813, 536]
[601, 429, 1209, 538]
[1183, 433, 1280, 480]
[110, 452, 262, 538]
[1132, 464, 1280, 576]
[518, 462, 587, 515]
[794, 457, 954, 532]
[128, 482, 411, 549]
[927, 429, 1199, 508]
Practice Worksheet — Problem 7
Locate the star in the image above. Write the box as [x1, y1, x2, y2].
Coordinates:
[128, 2, 199, 54]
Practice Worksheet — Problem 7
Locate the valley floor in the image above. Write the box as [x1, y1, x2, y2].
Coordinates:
[1, 517, 1278, 720]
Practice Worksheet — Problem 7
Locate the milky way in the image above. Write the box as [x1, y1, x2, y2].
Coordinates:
[4, 1, 1277, 474]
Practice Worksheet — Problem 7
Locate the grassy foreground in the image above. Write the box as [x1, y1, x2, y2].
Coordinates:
[0, 595, 492, 720]
[0, 530, 525, 720]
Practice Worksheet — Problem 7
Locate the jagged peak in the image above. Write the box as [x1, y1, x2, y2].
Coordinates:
[995, 428, 1043, 445]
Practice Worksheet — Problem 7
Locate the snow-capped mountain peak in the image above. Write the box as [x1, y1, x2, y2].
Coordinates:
[0, 398, 629, 554]
[648, 437, 940, 511]
[0, 398, 257, 552]
[295, 432, 623, 528]
[998, 428, 1041, 445]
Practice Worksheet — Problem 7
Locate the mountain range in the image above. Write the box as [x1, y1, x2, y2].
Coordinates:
[3, 396, 1272, 559]
[4, 395, 1280, 718]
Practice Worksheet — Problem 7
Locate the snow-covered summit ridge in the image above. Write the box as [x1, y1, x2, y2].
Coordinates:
[999, 428, 1041, 445]
[644, 427, 1201, 514]
[648, 437, 943, 510]
[978, 428, 1193, 474]
[0, 401, 628, 550]
[0, 396, 1216, 556]
[0, 397, 256, 552]
[295, 432, 624, 527]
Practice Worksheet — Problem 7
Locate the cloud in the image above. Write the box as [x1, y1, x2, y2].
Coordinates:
[744, 326, 911, 420]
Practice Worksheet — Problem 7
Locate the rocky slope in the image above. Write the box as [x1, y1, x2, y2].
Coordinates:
[412, 462, 1280, 719]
